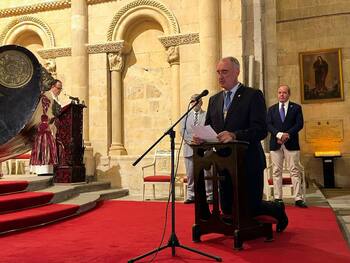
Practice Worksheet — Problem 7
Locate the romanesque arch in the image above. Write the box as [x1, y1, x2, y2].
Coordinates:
[0, 16, 55, 47]
[106, 0, 181, 155]
[107, 0, 179, 41]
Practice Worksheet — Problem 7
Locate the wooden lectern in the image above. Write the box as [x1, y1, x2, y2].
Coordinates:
[192, 142, 272, 250]
[55, 102, 86, 183]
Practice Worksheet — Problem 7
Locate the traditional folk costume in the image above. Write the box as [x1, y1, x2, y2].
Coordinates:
[30, 94, 58, 174]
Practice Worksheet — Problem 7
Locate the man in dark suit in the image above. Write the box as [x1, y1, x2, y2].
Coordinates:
[195, 56, 288, 232]
[267, 85, 307, 208]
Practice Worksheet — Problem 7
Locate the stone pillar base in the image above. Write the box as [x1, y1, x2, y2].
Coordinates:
[84, 143, 95, 176]
[109, 143, 127, 156]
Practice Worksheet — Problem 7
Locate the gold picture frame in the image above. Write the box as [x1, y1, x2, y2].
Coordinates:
[299, 48, 344, 103]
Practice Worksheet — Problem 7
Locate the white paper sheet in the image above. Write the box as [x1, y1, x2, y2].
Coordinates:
[193, 125, 218, 142]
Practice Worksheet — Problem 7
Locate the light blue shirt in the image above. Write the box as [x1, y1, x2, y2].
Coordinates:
[223, 82, 240, 112]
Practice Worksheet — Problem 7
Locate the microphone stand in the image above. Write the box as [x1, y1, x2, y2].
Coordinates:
[128, 99, 222, 263]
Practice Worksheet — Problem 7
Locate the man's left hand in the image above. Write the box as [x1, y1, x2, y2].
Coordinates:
[217, 131, 236, 143]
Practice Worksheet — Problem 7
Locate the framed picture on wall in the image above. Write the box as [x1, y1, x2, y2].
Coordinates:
[299, 48, 344, 103]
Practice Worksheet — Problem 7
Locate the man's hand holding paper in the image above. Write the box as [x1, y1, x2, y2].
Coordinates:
[192, 125, 219, 143]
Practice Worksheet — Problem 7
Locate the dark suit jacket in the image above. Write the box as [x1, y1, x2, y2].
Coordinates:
[205, 84, 267, 210]
[267, 101, 303, 151]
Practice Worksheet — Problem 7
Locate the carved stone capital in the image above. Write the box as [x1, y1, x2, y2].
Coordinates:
[158, 33, 199, 48]
[108, 52, 124, 72]
[166, 46, 179, 65]
[87, 41, 130, 54]
[44, 59, 57, 77]
[37, 47, 71, 59]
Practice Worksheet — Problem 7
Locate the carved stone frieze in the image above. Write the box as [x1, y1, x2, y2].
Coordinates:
[87, 0, 116, 4]
[0, 0, 120, 18]
[158, 33, 200, 48]
[37, 47, 72, 59]
[87, 41, 126, 54]
[108, 52, 124, 72]
[0, 1, 70, 18]
[107, 0, 179, 41]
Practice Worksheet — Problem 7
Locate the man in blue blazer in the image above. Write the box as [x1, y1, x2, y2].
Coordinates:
[195, 57, 288, 232]
[267, 85, 307, 208]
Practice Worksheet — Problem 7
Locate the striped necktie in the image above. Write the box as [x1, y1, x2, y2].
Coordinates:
[194, 112, 199, 126]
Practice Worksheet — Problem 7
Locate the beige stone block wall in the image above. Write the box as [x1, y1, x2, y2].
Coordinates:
[0, 0, 245, 193]
[276, 1, 350, 186]
[221, 0, 243, 60]
[123, 25, 171, 155]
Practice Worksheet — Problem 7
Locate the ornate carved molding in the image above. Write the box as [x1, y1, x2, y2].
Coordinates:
[158, 33, 199, 48]
[0, 0, 180, 18]
[0, 16, 55, 46]
[87, 41, 126, 54]
[0, 1, 70, 18]
[108, 52, 124, 72]
[107, 0, 179, 41]
[87, 0, 116, 4]
[37, 47, 71, 59]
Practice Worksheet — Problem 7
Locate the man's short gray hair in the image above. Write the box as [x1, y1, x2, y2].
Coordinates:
[222, 56, 240, 70]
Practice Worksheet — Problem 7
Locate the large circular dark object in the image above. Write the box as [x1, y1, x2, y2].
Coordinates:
[0, 45, 41, 145]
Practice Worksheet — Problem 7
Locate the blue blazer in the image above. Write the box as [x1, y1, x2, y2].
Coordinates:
[267, 101, 304, 151]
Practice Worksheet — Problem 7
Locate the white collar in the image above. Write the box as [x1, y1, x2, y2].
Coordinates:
[279, 100, 289, 108]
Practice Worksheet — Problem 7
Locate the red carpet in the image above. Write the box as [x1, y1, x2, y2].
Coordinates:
[0, 203, 80, 233]
[0, 180, 28, 194]
[0, 201, 349, 263]
[0, 192, 54, 213]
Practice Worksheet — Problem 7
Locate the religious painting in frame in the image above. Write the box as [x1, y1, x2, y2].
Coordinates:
[299, 48, 344, 103]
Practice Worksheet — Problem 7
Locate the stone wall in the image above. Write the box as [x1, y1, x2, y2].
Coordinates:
[1, 0, 350, 189]
[275, 0, 350, 186]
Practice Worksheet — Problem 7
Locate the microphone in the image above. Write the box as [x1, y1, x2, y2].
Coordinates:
[190, 89, 209, 103]
[64, 92, 80, 104]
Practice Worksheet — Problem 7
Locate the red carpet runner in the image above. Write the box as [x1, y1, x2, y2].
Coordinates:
[0, 192, 54, 213]
[1, 200, 349, 263]
[0, 180, 28, 194]
[0, 180, 79, 234]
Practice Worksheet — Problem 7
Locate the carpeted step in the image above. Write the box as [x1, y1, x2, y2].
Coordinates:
[0, 192, 54, 213]
[0, 181, 29, 195]
[0, 203, 80, 234]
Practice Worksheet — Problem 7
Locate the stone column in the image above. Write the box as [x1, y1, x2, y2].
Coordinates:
[108, 52, 127, 155]
[166, 46, 180, 137]
[71, 0, 94, 175]
[199, 0, 220, 96]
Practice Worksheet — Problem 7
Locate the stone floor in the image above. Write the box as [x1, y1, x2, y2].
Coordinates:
[321, 187, 350, 246]
[119, 182, 350, 247]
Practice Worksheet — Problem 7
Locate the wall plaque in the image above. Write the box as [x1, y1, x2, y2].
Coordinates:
[305, 120, 343, 142]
